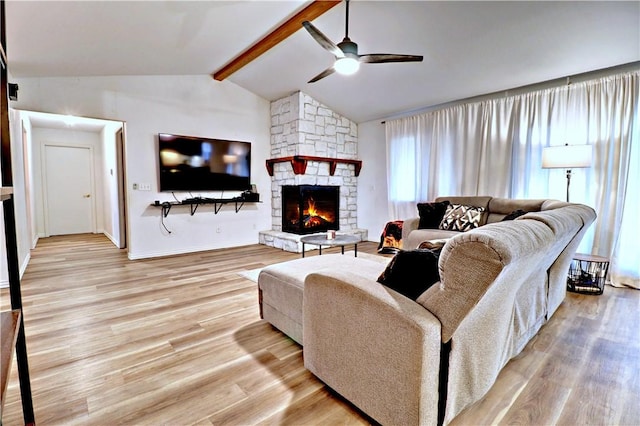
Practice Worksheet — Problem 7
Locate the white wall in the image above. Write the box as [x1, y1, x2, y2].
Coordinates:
[100, 124, 121, 247]
[1, 109, 32, 288]
[22, 117, 37, 248]
[357, 119, 394, 242]
[12, 75, 272, 259]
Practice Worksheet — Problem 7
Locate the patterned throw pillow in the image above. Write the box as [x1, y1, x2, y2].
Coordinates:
[439, 204, 485, 232]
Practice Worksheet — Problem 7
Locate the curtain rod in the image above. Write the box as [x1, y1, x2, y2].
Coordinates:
[380, 60, 639, 124]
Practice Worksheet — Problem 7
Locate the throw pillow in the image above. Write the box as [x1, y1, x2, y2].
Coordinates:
[439, 204, 485, 232]
[417, 201, 450, 229]
[377, 249, 441, 301]
[501, 209, 527, 221]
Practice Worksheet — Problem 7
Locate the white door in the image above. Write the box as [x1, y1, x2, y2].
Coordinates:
[44, 145, 95, 236]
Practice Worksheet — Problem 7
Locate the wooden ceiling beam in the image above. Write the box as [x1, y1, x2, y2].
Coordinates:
[212, 0, 341, 81]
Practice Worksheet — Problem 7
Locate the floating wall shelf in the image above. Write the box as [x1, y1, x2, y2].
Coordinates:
[151, 197, 260, 217]
[265, 156, 362, 177]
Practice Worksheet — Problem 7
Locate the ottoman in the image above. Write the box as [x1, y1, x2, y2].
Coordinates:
[258, 252, 391, 344]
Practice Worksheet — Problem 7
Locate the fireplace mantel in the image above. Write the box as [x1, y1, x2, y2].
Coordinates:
[265, 156, 362, 177]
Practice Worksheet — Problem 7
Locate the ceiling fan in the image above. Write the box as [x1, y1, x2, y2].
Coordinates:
[302, 0, 423, 83]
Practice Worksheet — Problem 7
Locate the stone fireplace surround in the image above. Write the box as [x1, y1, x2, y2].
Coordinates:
[259, 92, 367, 253]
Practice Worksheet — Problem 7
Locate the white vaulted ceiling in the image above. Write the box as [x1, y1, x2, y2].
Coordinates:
[5, 1, 640, 123]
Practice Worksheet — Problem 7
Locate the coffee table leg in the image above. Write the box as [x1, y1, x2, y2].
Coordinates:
[319, 245, 322, 256]
[302, 242, 306, 258]
[355, 243, 358, 257]
[341, 245, 345, 255]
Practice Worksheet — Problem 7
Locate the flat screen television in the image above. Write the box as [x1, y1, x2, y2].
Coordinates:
[158, 133, 251, 192]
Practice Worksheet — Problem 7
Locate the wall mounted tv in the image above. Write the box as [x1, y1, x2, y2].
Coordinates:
[158, 133, 251, 192]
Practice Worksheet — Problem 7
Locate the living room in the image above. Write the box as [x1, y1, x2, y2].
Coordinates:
[1, 1, 639, 425]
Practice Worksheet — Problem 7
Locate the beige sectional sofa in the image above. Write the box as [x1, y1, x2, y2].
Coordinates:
[301, 199, 596, 425]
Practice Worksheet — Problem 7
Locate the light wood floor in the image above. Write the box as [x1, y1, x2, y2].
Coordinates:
[1, 234, 638, 425]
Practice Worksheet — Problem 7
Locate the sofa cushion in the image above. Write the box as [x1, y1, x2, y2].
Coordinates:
[377, 249, 441, 301]
[439, 204, 485, 232]
[404, 228, 461, 251]
[417, 201, 450, 229]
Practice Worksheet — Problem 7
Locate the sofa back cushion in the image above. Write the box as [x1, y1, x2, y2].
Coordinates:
[486, 197, 546, 223]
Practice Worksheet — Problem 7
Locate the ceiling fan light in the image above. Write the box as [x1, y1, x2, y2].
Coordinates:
[334, 57, 360, 75]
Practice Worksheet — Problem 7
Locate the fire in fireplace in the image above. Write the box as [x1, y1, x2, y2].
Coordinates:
[282, 185, 339, 235]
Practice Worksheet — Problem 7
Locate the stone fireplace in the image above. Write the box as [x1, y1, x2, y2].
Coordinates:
[259, 92, 367, 252]
[282, 185, 339, 235]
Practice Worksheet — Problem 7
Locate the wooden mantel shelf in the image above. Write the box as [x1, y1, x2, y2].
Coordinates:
[265, 156, 362, 177]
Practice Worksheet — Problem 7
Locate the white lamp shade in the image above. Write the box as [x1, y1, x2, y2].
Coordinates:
[542, 144, 593, 169]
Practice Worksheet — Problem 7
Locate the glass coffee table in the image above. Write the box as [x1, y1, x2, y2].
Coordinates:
[300, 234, 361, 258]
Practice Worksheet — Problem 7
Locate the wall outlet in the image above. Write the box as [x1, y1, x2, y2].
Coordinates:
[216, 227, 221, 234]
[133, 183, 151, 190]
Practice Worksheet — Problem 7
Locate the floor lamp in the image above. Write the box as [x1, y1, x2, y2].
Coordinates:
[542, 144, 593, 202]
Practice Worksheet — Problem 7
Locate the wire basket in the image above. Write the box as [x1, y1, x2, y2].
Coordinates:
[567, 254, 609, 295]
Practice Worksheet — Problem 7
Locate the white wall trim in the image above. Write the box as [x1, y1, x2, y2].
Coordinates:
[40, 142, 98, 236]
[127, 239, 258, 261]
[103, 230, 118, 247]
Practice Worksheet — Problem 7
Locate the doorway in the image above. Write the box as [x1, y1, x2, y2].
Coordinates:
[18, 110, 127, 250]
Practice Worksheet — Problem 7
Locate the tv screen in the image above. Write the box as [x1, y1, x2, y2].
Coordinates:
[158, 133, 251, 192]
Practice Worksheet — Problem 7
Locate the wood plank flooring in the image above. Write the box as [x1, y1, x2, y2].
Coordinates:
[1, 234, 638, 425]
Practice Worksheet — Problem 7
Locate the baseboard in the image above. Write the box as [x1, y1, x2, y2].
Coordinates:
[1, 251, 31, 289]
[103, 231, 119, 248]
[20, 252, 31, 278]
[127, 243, 246, 260]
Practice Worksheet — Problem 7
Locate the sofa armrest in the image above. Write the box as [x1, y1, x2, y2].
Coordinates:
[303, 270, 442, 426]
[402, 216, 420, 242]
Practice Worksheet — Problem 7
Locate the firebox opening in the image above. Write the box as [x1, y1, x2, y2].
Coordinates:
[282, 185, 340, 235]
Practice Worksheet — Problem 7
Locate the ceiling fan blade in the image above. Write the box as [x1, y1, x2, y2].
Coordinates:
[308, 66, 336, 83]
[359, 54, 424, 64]
[302, 21, 344, 58]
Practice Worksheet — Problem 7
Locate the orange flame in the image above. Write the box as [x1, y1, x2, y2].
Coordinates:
[307, 198, 318, 217]
[303, 197, 334, 227]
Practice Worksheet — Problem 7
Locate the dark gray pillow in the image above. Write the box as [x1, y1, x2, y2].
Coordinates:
[417, 201, 450, 229]
[502, 209, 527, 221]
[377, 249, 441, 301]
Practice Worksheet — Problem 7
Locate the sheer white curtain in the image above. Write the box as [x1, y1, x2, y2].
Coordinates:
[386, 71, 639, 288]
